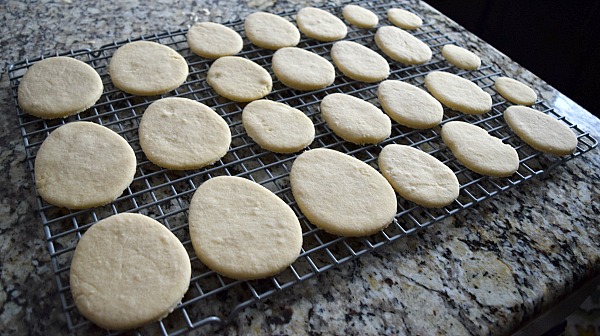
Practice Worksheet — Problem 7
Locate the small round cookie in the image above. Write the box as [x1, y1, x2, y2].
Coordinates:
[377, 80, 443, 129]
[441, 121, 519, 177]
[189, 176, 302, 280]
[139, 97, 231, 170]
[296, 7, 348, 42]
[109, 41, 188, 96]
[70, 213, 191, 330]
[342, 4, 379, 28]
[242, 100, 315, 153]
[187, 22, 243, 58]
[330, 41, 390, 83]
[272, 47, 335, 91]
[441, 44, 481, 70]
[207, 56, 272, 102]
[425, 71, 492, 115]
[495, 77, 537, 105]
[387, 8, 423, 30]
[504, 105, 577, 156]
[290, 148, 397, 237]
[18, 57, 103, 119]
[379, 144, 459, 208]
[375, 26, 432, 64]
[35, 121, 136, 209]
[320, 93, 391, 144]
[244, 12, 300, 50]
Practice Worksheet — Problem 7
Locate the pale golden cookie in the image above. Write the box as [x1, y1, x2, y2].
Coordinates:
[495, 77, 537, 105]
[187, 22, 243, 58]
[375, 26, 432, 64]
[387, 8, 423, 30]
[272, 47, 335, 90]
[35, 121, 136, 209]
[330, 40, 389, 83]
[504, 105, 577, 156]
[245, 12, 300, 50]
[18, 57, 103, 119]
[189, 176, 302, 280]
[425, 71, 492, 115]
[109, 41, 188, 96]
[290, 148, 397, 237]
[296, 7, 347, 42]
[342, 4, 379, 28]
[441, 44, 481, 70]
[70, 213, 191, 330]
[377, 80, 443, 129]
[139, 97, 231, 169]
[207, 56, 272, 102]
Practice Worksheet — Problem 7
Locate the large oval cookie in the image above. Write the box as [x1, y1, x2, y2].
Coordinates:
[207, 56, 272, 102]
[187, 22, 243, 58]
[379, 144, 459, 208]
[504, 105, 577, 156]
[296, 7, 347, 42]
[139, 97, 231, 169]
[18, 57, 103, 119]
[35, 121, 136, 209]
[70, 213, 191, 330]
[320, 93, 391, 144]
[189, 176, 302, 280]
[245, 12, 300, 50]
[290, 148, 397, 237]
[425, 71, 492, 115]
[441, 121, 519, 177]
[331, 41, 389, 83]
[272, 47, 335, 91]
[242, 100, 315, 153]
[377, 80, 443, 129]
[375, 26, 432, 65]
[495, 77, 537, 105]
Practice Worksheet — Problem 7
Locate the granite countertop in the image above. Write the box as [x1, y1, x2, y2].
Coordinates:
[1, 0, 599, 335]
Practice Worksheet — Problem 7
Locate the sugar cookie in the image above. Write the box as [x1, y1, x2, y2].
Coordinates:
[187, 22, 243, 58]
[242, 100, 314, 153]
[441, 44, 481, 70]
[387, 8, 423, 30]
[330, 41, 389, 82]
[342, 4, 379, 28]
[495, 77, 537, 105]
[109, 41, 188, 96]
[377, 80, 443, 129]
[504, 105, 577, 156]
[207, 56, 272, 102]
[18, 57, 103, 119]
[70, 213, 191, 330]
[245, 12, 300, 50]
[35, 121, 136, 209]
[375, 26, 432, 64]
[290, 148, 397, 237]
[425, 71, 492, 114]
[189, 176, 302, 280]
[441, 121, 519, 177]
[320, 93, 391, 144]
[139, 97, 231, 170]
[296, 7, 347, 42]
[272, 47, 335, 90]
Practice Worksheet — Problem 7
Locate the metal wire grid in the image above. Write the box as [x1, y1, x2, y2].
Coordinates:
[7, 0, 598, 334]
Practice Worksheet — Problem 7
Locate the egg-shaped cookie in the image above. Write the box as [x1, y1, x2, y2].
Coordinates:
[387, 8, 423, 30]
[330, 41, 389, 83]
[187, 22, 243, 58]
[377, 80, 443, 129]
[207, 56, 272, 102]
[495, 77, 537, 105]
[441, 44, 481, 70]
[272, 47, 335, 91]
[245, 12, 300, 50]
[425, 71, 492, 115]
[375, 26, 432, 65]
[342, 4, 379, 28]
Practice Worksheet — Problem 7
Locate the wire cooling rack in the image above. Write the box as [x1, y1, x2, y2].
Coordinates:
[8, 0, 598, 334]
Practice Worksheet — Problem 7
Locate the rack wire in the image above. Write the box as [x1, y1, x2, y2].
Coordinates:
[7, 0, 598, 334]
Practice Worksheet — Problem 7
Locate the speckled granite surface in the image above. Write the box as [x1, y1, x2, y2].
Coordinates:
[1, 0, 599, 335]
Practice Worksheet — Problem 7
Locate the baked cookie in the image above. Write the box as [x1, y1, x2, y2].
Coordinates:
[188, 176, 302, 280]
[18, 56, 103, 119]
[330, 40, 390, 82]
[379, 144, 459, 208]
[495, 77, 537, 105]
[35, 121, 136, 209]
[245, 12, 300, 50]
[139, 97, 231, 169]
[207, 56, 272, 102]
[377, 80, 443, 129]
[425, 71, 492, 115]
[187, 22, 243, 58]
[290, 148, 397, 237]
[70, 213, 191, 330]
[375, 26, 432, 64]
[441, 44, 481, 70]
[441, 121, 519, 177]
[504, 105, 577, 156]
[320, 93, 391, 144]
[109, 41, 188, 96]
[272, 47, 335, 90]
[387, 8, 423, 30]
[342, 4, 379, 28]
[242, 100, 315, 153]
[296, 7, 347, 41]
